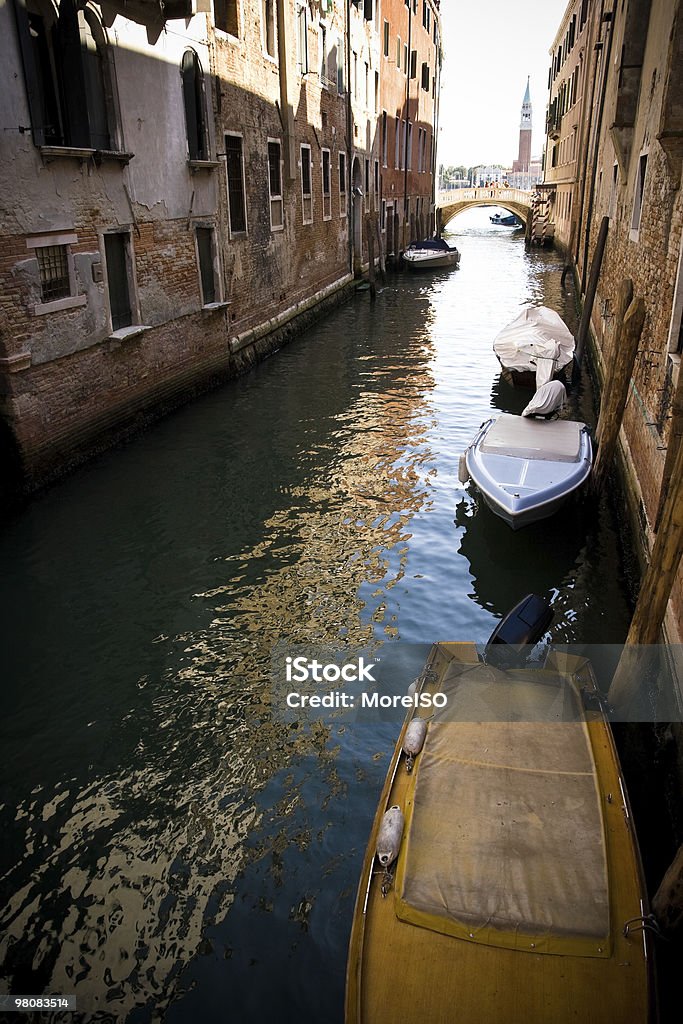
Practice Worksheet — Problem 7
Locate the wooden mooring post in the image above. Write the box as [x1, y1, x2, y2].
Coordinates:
[607, 434, 683, 708]
[574, 215, 609, 367]
[592, 280, 646, 493]
[653, 841, 683, 934]
[365, 214, 376, 300]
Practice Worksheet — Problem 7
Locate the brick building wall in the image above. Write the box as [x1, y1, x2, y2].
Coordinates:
[378, 0, 441, 255]
[561, 0, 683, 641]
[0, 2, 381, 490]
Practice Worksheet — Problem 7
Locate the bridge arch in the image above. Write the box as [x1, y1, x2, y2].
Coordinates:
[437, 187, 532, 230]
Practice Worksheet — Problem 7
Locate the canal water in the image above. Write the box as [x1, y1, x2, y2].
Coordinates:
[0, 208, 640, 1022]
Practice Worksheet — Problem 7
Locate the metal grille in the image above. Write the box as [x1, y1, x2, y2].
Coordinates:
[36, 245, 70, 302]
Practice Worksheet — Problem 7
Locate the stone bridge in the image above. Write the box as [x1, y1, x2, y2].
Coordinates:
[436, 187, 534, 228]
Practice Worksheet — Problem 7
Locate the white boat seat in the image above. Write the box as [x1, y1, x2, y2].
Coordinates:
[480, 413, 585, 462]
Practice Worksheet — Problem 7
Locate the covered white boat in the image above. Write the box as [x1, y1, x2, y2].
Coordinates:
[463, 412, 592, 529]
[494, 306, 575, 388]
[403, 238, 460, 271]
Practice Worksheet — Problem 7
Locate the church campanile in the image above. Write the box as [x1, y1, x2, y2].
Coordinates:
[512, 77, 532, 173]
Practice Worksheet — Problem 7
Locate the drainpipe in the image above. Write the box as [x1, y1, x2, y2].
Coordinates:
[432, 26, 441, 237]
[346, 0, 354, 273]
[276, 0, 296, 181]
[403, 1, 413, 250]
[580, 3, 615, 288]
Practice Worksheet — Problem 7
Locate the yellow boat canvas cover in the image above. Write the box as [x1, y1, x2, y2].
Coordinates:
[395, 662, 610, 957]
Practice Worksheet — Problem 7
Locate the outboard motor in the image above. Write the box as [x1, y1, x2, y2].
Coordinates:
[483, 594, 554, 669]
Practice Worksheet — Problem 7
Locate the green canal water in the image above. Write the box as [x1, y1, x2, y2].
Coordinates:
[0, 209, 660, 1022]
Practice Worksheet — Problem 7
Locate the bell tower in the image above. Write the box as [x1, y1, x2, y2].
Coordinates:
[513, 78, 532, 173]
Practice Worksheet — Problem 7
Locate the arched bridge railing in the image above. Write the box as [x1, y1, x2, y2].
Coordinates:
[436, 187, 534, 227]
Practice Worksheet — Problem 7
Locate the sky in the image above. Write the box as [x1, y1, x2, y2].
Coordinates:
[437, 0, 569, 169]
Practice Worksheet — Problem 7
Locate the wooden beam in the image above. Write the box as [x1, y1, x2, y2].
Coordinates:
[575, 215, 609, 367]
[608, 434, 683, 707]
[653, 841, 683, 933]
[592, 283, 645, 492]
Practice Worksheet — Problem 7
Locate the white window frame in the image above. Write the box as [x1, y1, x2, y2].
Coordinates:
[26, 232, 87, 316]
[301, 143, 313, 224]
[194, 223, 223, 307]
[296, 1, 308, 74]
[261, 0, 277, 60]
[224, 131, 248, 238]
[267, 137, 284, 232]
[339, 151, 347, 218]
[322, 147, 332, 221]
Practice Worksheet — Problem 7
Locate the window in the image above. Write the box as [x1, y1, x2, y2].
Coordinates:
[395, 116, 400, 169]
[214, 0, 238, 35]
[195, 226, 217, 305]
[104, 232, 133, 331]
[225, 134, 247, 234]
[319, 24, 327, 81]
[13, 0, 118, 150]
[407, 122, 413, 170]
[381, 199, 386, 231]
[301, 144, 313, 224]
[26, 232, 87, 316]
[337, 44, 345, 93]
[630, 150, 648, 239]
[364, 158, 370, 210]
[374, 71, 379, 115]
[363, 0, 373, 19]
[410, 50, 417, 80]
[609, 162, 618, 222]
[36, 246, 69, 302]
[262, 0, 276, 58]
[383, 19, 389, 57]
[421, 62, 429, 92]
[364, 61, 369, 106]
[381, 110, 388, 166]
[396, 36, 401, 68]
[404, 44, 408, 75]
[374, 160, 379, 210]
[297, 2, 308, 73]
[182, 50, 209, 161]
[322, 149, 331, 220]
[268, 140, 284, 230]
[339, 151, 347, 217]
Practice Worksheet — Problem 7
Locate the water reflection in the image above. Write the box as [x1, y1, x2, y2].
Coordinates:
[0, 208, 635, 1022]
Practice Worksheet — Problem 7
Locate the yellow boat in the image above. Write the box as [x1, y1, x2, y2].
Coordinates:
[346, 643, 656, 1024]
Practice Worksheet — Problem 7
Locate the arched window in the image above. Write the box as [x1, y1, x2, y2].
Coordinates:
[13, 0, 116, 150]
[181, 50, 208, 161]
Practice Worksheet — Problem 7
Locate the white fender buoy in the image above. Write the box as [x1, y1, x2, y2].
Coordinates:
[458, 452, 470, 483]
[407, 677, 418, 696]
[376, 805, 404, 868]
[403, 718, 427, 758]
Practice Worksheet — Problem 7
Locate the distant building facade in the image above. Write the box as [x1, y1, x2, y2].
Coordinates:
[542, 0, 593, 251]
[1, 0, 434, 491]
[378, 0, 442, 254]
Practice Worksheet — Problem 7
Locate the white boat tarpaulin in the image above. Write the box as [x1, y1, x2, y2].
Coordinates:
[494, 306, 575, 388]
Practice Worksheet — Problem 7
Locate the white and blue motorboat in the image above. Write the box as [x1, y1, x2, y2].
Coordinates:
[462, 403, 593, 530]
